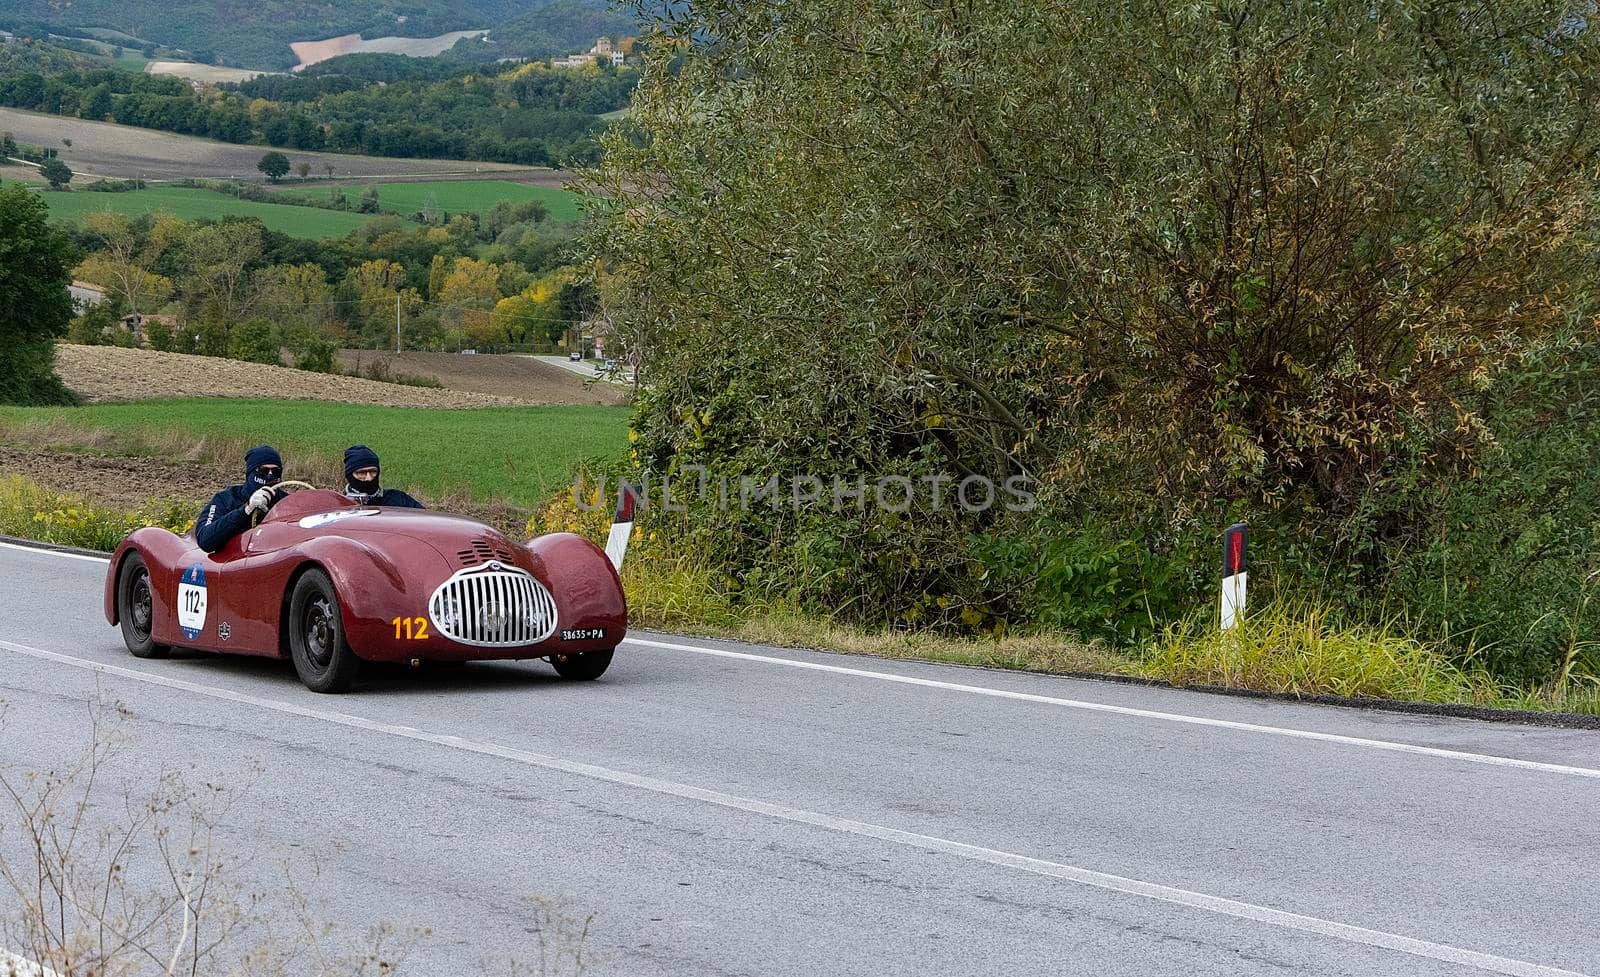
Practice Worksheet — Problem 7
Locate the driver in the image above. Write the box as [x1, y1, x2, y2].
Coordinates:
[341, 445, 424, 508]
[196, 445, 283, 553]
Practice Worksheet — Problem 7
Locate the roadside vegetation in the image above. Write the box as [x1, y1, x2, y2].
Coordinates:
[586, 0, 1600, 704]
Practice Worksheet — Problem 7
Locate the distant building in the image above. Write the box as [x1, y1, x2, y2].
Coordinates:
[118, 312, 177, 343]
[69, 281, 107, 311]
[0, 31, 15, 44]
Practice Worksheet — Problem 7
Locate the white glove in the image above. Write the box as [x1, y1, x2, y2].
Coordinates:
[246, 486, 276, 516]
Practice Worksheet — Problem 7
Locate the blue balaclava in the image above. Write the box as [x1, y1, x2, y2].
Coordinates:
[244, 445, 283, 491]
[343, 444, 381, 500]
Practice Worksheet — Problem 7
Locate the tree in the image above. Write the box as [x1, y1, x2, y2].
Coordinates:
[39, 158, 72, 190]
[182, 222, 263, 324]
[78, 85, 113, 121]
[295, 162, 312, 180]
[256, 152, 290, 183]
[437, 257, 504, 312]
[591, 0, 1600, 630]
[79, 211, 182, 314]
[0, 186, 78, 403]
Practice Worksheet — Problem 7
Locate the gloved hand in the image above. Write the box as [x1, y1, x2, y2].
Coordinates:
[246, 485, 277, 516]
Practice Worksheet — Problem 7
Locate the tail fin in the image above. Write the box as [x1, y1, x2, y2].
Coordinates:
[604, 482, 638, 573]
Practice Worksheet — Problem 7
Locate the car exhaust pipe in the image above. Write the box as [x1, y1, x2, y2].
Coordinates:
[604, 482, 638, 573]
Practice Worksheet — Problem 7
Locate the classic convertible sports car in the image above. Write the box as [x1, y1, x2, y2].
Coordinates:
[104, 482, 635, 693]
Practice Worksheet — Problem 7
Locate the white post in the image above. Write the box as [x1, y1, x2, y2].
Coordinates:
[395, 293, 402, 353]
[1220, 522, 1247, 630]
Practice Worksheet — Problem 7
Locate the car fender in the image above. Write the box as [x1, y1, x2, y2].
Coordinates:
[288, 535, 448, 659]
[104, 528, 193, 626]
[526, 532, 628, 644]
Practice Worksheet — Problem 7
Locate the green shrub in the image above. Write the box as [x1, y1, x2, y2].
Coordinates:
[293, 338, 338, 374]
[226, 320, 281, 365]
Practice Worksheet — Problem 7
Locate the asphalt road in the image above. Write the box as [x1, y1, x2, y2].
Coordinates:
[1, 539, 1597, 976]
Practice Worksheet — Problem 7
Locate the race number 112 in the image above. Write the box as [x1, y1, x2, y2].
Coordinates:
[393, 616, 429, 640]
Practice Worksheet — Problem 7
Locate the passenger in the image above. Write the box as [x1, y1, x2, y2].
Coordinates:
[196, 445, 283, 553]
[341, 445, 424, 509]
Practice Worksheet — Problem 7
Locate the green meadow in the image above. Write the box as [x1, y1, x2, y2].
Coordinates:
[37, 186, 398, 239]
[296, 179, 585, 223]
[0, 399, 630, 507]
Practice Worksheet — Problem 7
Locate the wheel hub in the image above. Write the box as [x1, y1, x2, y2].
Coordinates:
[305, 597, 336, 668]
[130, 572, 153, 640]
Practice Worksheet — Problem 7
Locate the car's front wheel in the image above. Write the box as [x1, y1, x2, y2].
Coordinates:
[550, 648, 614, 681]
[288, 569, 361, 693]
[117, 552, 170, 659]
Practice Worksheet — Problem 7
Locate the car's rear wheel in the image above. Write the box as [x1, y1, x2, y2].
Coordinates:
[550, 647, 614, 681]
[288, 569, 361, 693]
[117, 553, 169, 659]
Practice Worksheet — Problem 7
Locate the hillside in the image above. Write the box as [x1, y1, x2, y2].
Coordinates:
[0, 106, 560, 180]
[0, 0, 630, 70]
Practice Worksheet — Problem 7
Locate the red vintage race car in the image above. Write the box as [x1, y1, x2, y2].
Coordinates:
[103, 482, 635, 693]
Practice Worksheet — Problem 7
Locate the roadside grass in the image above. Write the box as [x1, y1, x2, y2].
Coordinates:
[35, 186, 399, 239]
[0, 475, 191, 550]
[293, 179, 584, 222]
[0, 399, 629, 508]
[618, 558, 1600, 716]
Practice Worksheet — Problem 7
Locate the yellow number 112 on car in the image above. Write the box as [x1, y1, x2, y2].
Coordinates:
[393, 616, 430, 640]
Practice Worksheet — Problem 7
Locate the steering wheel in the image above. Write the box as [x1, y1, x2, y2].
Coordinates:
[251, 480, 320, 526]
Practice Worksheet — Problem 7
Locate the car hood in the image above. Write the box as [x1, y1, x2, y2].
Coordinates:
[265, 493, 534, 572]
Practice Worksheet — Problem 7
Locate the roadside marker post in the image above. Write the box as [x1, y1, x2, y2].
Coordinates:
[1221, 522, 1247, 630]
[604, 482, 639, 572]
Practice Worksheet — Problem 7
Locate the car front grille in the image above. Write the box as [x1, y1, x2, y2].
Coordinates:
[456, 538, 517, 568]
[427, 562, 557, 648]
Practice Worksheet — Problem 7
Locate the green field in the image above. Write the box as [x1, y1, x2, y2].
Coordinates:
[0, 399, 629, 507]
[295, 180, 585, 223]
[37, 187, 399, 239]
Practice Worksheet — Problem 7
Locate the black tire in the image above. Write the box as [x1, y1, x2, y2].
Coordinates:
[550, 647, 614, 681]
[287, 569, 361, 693]
[117, 552, 170, 659]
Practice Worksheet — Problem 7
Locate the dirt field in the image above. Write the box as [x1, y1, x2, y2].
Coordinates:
[54, 345, 627, 408]
[145, 61, 276, 84]
[0, 162, 41, 183]
[0, 108, 556, 182]
[290, 30, 489, 71]
[336, 350, 631, 405]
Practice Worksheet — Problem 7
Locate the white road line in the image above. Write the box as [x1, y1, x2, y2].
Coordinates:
[0, 540, 111, 564]
[4, 540, 1597, 779]
[0, 638, 1587, 977]
[623, 636, 1600, 780]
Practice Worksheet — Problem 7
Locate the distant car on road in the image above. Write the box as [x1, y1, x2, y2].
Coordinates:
[569, 350, 583, 361]
[105, 483, 636, 692]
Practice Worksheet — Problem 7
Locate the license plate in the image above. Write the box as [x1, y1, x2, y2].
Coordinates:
[560, 627, 608, 641]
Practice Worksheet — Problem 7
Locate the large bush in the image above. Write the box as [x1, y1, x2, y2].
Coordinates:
[0, 185, 79, 404]
[589, 0, 1600, 664]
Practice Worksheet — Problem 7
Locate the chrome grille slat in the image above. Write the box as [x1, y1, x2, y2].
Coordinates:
[428, 561, 556, 648]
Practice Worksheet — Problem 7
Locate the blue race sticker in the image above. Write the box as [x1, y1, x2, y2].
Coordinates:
[178, 564, 208, 640]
